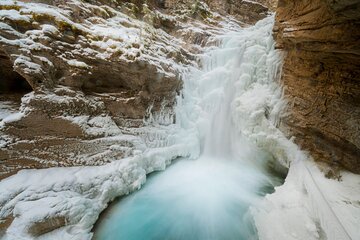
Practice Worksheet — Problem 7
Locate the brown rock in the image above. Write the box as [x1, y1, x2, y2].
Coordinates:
[0, 0, 282, 236]
[274, 0, 360, 173]
[164, 0, 273, 24]
[28, 216, 67, 237]
[0, 0, 280, 183]
[205, 0, 269, 24]
[0, 216, 13, 237]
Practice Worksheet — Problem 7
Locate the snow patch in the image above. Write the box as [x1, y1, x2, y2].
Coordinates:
[13, 55, 42, 75]
[67, 59, 90, 69]
[0, 9, 31, 22]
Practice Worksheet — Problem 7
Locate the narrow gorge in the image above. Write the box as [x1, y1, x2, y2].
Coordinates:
[0, 1, 359, 240]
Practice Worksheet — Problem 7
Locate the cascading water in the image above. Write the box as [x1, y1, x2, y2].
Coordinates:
[94, 16, 286, 240]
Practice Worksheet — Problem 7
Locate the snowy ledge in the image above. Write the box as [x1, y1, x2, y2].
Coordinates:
[0, 140, 197, 240]
[0, 5, 359, 240]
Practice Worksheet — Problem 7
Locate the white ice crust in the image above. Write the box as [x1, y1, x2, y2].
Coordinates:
[0, 6, 359, 240]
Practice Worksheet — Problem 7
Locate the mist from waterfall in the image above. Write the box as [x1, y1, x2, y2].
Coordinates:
[94, 15, 286, 240]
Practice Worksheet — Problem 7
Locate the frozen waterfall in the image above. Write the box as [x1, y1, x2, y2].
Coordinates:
[94, 16, 287, 240]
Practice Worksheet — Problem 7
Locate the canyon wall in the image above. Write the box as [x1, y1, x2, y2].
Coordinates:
[2, 0, 359, 178]
[0, 1, 274, 235]
[0, 0, 189, 179]
[274, 0, 360, 173]
[0, 0, 272, 180]
[163, 0, 272, 24]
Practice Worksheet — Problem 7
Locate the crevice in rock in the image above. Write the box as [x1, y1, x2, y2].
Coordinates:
[0, 51, 32, 94]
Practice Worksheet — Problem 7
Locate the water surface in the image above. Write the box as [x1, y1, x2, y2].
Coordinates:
[94, 151, 285, 240]
[94, 16, 286, 240]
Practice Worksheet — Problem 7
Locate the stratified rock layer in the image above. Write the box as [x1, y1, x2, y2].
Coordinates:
[165, 0, 274, 24]
[0, 0, 187, 178]
[274, 0, 360, 173]
[0, 0, 273, 179]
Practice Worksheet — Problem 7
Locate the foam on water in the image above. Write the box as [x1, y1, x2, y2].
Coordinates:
[94, 15, 286, 240]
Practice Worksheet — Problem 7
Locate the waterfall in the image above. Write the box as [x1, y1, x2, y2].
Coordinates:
[94, 15, 286, 240]
[177, 15, 284, 167]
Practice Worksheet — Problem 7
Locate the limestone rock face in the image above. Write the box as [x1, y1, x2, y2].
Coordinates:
[205, 0, 268, 24]
[0, 0, 274, 180]
[0, 2, 278, 236]
[0, 0, 276, 172]
[274, 0, 360, 173]
[0, 0, 186, 100]
[0, 0, 191, 178]
[164, 0, 274, 24]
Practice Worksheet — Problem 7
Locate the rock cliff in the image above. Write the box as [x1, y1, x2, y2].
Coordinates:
[0, 1, 275, 236]
[0, 0, 272, 178]
[0, 0, 187, 179]
[274, 0, 360, 174]
[1, 0, 359, 238]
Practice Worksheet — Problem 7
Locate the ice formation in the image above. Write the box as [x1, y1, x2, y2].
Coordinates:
[0, 12, 359, 240]
[94, 15, 286, 240]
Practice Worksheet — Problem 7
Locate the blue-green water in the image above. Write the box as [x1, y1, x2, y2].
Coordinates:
[93, 154, 284, 240]
[94, 15, 285, 240]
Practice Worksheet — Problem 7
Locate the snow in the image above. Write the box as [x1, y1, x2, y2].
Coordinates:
[0, 137, 194, 240]
[41, 24, 59, 35]
[0, 102, 19, 121]
[0, 3, 359, 240]
[0, 100, 24, 129]
[0, 0, 190, 83]
[0, 112, 24, 126]
[253, 157, 360, 240]
[0, 100, 24, 149]
[67, 59, 89, 69]
[22, 88, 105, 113]
[34, 56, 54, 67]
[13, 55, 43, 75]
[0, 22, 26, 38]
[243, 0, 268, 9]
[62, 115, 122, 137]
[0, 9, 31, 22]
[90, 25, 139, 43]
